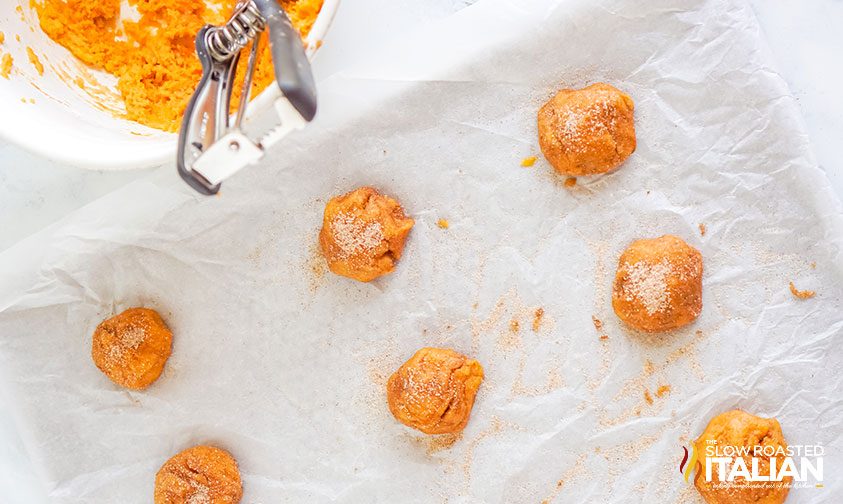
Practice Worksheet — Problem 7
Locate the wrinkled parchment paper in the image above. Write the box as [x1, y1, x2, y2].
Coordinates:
[1, 0, 842, 502]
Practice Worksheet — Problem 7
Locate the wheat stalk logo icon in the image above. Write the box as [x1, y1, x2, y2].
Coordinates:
[680, 445, 700, 482]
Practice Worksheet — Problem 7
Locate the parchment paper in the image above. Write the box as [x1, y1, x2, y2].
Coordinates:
[1, 0, 842, 502]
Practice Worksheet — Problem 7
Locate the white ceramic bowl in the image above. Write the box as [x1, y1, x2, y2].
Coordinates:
[0, 0, 338, 171]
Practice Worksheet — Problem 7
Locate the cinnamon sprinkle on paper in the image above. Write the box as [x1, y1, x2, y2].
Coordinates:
[532, 308, 544, 332]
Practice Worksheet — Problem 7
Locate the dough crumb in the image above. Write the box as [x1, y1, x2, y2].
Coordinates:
[789, 281, 815, 299]
[655, 385, 671, 398]
[564, 177, 577, 188]
[591, 315, 603, 331]
[436, 218, 450, 229]
[599, 334, 609, 341]
[26, 47, 43, 76]
[520, 156, 537, 167]
[810, 261, 816, 269]
[1, 54, 12, 79]
[509, 318, 520, 333]
[532, 308, 544, 332]
[698, 223, 706, 236]
[0, 32, 5, 44]
[643, 389, 654, 405]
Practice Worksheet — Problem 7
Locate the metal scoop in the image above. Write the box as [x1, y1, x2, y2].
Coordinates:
[177, 0, 317, 195]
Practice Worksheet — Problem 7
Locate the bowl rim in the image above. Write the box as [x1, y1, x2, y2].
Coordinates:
[0, 0, 340, 171]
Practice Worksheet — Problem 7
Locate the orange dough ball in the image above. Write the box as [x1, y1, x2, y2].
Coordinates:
[612, 235, 703, 332]
[319, 186, 414, 282]
[693, 410, 791, 504]
[91, 307, 173, 390]
[537, 82, 636, 176]
[386, 347, 484, 435]
[154, 445, 243, 504]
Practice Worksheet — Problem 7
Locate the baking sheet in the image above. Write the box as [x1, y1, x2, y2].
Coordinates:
[1, 0, 842, 502]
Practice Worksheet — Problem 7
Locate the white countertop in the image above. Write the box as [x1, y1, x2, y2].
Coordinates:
[0, 0, 841, 501]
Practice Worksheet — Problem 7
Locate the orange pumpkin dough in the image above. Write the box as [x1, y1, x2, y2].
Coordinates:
[537, 82, 636, 176]
[319, 186, 415, 282]
[612, 235, 703, 332]
[91, 307, 173, 390]
[154, 445, 243, 504]
[33, 0, 323, 131]
[693, 410, 791, 504]
[386, 347, 484, 435]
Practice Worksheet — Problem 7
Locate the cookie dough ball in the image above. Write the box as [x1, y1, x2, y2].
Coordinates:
[154, 445, 243, 504]
[537, 82, 636, 176]
[612, 235, 703, 332]
[319, 186, 414, 282]
[694, 410, 791, 504]
[91, 307, 173, 390]
[386, 347, 484, 435]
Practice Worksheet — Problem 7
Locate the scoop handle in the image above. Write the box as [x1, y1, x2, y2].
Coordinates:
[177, 27, 239, 195]
[254, 0, 317, 121]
